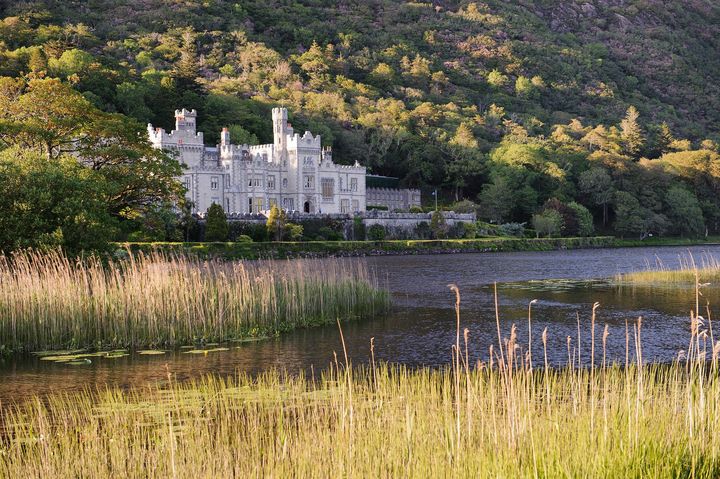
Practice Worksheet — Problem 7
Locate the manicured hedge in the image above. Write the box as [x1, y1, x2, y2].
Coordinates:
[117, 236, 616, 260]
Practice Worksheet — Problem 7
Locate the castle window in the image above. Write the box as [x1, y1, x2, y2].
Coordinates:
[211, 176, 219, 190]
[352, 200, 359, 212]
[211, 197, 220, 205]
[267, 175, 276, 189]
[340, 199, 350, 213]
[282, 198, 294, 210]
[183, 176, 191, 190]
[304, 175, 314, 189]
[321, 178, 334, 200]
[253, 197, 264, 213]
[225, 198, 230, 212]
[351, 178, 358, 192]
[268, 197, 278, 209]
[282, 178, 288, 188]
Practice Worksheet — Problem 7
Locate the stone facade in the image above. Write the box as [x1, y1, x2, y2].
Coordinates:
[366, 187, 422, 211]
[148, 108, 366, 214]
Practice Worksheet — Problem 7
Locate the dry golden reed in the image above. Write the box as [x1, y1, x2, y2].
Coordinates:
[0, 249, 389, 351]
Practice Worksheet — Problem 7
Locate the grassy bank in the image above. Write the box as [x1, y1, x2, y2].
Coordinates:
[614, 236, 720, 248]
[3, 316, 720, 477]
[0, 250, 389, 353]
[119, 236, 616, 259]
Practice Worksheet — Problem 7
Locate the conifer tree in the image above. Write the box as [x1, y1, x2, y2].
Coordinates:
[266, 205, 287, 241]
[620, 106, 644, 159]
[205, 203, 228, 242]
[173, 29, 202, 95]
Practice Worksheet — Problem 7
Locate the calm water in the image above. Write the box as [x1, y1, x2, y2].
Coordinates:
[2, 245, 720, 402]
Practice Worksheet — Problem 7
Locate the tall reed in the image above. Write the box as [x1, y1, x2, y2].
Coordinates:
[616, 251, 720, 284]
[0, 250, 389, 352]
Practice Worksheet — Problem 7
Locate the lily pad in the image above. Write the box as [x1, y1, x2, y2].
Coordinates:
[183, 347, 230, 355]
[138, 350, 166, 355]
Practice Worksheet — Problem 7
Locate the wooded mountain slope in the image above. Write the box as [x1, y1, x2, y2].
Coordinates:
[1, 0, 719, 237]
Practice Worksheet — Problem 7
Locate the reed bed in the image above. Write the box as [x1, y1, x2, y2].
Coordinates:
[0, 250, 389, 352]
[3, 291, 720, 477]
[616, 251, 720, 284]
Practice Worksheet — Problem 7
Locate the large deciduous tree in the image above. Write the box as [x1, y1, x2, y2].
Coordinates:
[0, 77, 184, 220]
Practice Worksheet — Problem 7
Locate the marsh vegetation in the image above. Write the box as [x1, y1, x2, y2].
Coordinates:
[0, 250, 389, 353]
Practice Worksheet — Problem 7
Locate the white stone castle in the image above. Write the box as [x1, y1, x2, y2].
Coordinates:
[147, 108, 366, 215]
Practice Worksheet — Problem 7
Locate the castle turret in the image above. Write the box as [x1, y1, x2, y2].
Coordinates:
[175, 108, 197, 133]
[322, 146, 333, 164]
[220, 127, 230, 147]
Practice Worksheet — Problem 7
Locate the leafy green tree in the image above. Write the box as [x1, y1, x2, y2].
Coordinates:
[205, 203, 228, 242]
[665, 186, 705, 237]
[567, 202, 594, 236]
[487, 69, 508, 88]
[515, 75, 534, 98]
[0, 147, 114, 253]
[477, 177, 515, 223]
[266, 205, 287, 241]
[228, 125, 259, 145]
[579, 167, 614, 226]
[0, 77, 184, 219]
[532, 210, 563, 238]
[613, 191, 643, 238]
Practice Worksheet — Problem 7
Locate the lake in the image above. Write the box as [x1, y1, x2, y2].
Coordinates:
[2, 245, 718, 402]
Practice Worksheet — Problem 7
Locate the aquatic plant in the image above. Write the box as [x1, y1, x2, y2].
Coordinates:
[0, 250, 389, 352]
[4, 279, 720, 476]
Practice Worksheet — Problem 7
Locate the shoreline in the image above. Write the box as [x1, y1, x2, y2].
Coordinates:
[118, 236, 720, 260]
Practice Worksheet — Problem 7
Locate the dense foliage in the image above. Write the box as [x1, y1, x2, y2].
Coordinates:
[1, 1, 719, 239]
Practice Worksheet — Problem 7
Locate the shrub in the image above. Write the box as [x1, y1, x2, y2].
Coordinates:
[353, 216, 366, 240]
[462, 222, 477, 239]
[497, 222, 526, 238]
[450, 199, 479, 215]
[236, 235, 253, 243]
[409, 206, 424, 213]
[367, 224, 386, 241]
[285, 223, 303, 240]
[228, 222, 268, 242]
[414, 221, 431, 239]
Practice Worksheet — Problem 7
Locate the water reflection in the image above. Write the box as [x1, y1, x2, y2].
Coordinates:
[2, 245, 720, 402]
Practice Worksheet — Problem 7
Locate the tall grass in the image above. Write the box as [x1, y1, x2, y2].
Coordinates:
[616, 252, 720, 284]
[0, 250, 389, 352]
[3, 293, 720, 476]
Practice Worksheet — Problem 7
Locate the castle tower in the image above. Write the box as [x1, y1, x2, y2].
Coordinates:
[175, 108, 197, 133]
[272, 107, 289, 163]
[220, 127, 230, 147]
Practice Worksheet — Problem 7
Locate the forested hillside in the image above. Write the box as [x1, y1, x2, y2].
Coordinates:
[1, 0, 720, 239]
